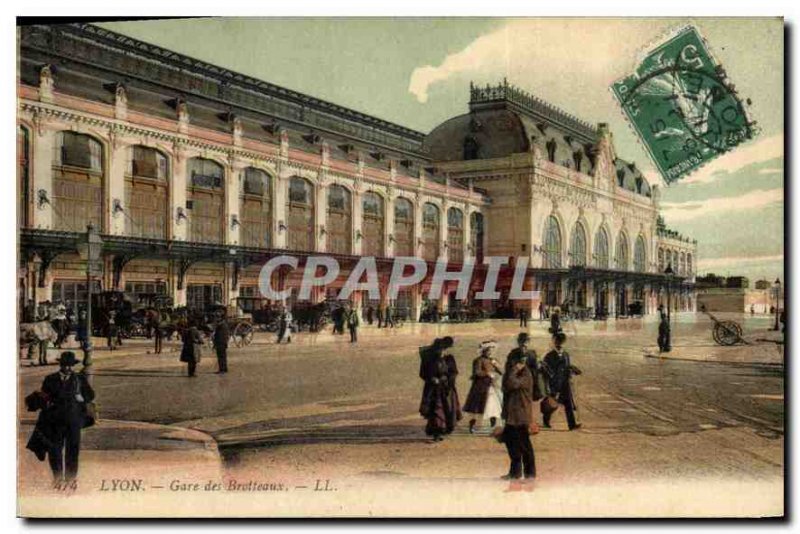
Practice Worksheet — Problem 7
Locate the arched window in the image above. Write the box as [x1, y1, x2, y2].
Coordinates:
[361, 191, 384, 258]
[18, 125, 30, 228]
[56, 131, 103, 172]
[52, 131, 104, 231]
[680, 252, 686, 275]
[615, 232, 629, 270]
[287, 177, 315, 251]
[393, 197, 414, 257]
[470, 212, 484, 263]
[658, 248, 665, 271]
[463, 135, 479, 160]
[327, 185, 351, 255]
[687, 253, 693, 277]
[447, 207, 464, 263]
[569, 223, 587, 267]
[634, 235, 646, 272]
[129, 145, 168, 180]
[125, 145, 168, 239]
[240, 167, 272, 248]
[671, 250, 679, 271]
[542, 216, 562, 268]
[421, 203, 440, 262]
[594, 227, 609, 269]
[546, 139, 557, 163]
[187, 158, 224, 243]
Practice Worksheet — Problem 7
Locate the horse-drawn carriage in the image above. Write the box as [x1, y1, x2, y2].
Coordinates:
[91, 290, 176, 339]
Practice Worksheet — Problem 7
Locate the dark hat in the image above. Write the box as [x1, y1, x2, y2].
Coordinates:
[553, 332, 567, 345]
[57, 351, 79, 365]
[517, 332, 530, 343]
[435, 336, 454, 349]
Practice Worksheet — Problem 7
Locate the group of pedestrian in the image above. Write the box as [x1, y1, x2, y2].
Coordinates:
[417, 330, 583, 481]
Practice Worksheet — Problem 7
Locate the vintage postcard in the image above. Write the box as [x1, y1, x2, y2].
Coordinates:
[16, 17, 784, 518]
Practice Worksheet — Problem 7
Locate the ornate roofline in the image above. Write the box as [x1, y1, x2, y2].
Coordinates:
[469, 79, 598, 143]
[20, 23, 427, 150]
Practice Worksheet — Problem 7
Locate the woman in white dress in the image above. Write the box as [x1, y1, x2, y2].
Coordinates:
[482, 343, 504, 429]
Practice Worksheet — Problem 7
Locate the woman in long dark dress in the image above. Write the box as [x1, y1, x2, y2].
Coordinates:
[418, 337, 462, 441]
[179, 326, 203, 377]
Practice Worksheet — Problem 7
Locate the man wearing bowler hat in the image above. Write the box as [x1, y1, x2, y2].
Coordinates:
[27, 351, 95, 482]
[541, 332, 582, 430]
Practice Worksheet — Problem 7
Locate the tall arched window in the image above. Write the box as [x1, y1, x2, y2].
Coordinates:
[671, 250, 679, 271]
[658, 248, 665, 271]
[361, 191, 384, 258]
[679, 252, 686, 275]
[569, 222, 587, 267]
[615, 232, 629, 270]
[393, 197, 414, 257]
[687, 253, 693, 277]
[125, 145, 168, 239]
[594, 227, 609, 269]
[18, 125, 30, 228]
[52, 131, 104, 231]
[542, 216, 562, 268]
[327, 185, 351, 255]
[240, 167, 272, 248]
[634, 235, 646, 272]
[470, 212, 484, 263]
[287, 177, 315, 251]
[447, 207, 464, 263]
[421, 203, 440, 262]
[187, 158, 224, 243]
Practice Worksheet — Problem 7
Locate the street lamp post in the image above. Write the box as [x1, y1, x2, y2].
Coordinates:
[77, 223, 103, 371]
[773, 277, 782, 331]
[664, 263, 674, 352]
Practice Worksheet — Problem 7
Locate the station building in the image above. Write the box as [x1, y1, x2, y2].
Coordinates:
[17, 23, 696, 319]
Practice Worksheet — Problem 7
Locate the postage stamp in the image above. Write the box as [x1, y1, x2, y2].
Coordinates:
[611, 26, 758, 184]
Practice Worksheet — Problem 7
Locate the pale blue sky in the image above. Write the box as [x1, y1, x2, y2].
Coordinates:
[99, 17, 784, 284]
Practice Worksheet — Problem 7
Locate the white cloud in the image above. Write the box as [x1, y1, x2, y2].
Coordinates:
[659, 187, 783, 222]
[407, 19, 656, 104]
[680, 134, 784, 184]
[698, 254, 784, 270]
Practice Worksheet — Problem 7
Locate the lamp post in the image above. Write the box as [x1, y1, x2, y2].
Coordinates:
[663, 263, 674, 351]
[77, 223, 103, 370]
[773, 277, 782, 331]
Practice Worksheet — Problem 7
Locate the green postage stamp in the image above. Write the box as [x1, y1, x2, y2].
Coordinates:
[611, 26, 757, 184]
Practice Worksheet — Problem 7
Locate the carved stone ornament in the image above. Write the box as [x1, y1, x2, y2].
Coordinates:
[39, 65, 54, 102]
[114, 84, 128, 120]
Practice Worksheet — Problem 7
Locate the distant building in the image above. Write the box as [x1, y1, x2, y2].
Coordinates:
[754, 279, 771, 290]
[725, 276, 750, 289]
[697, 275, 779, 314]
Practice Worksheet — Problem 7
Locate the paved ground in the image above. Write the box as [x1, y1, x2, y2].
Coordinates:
[17, 313, 784, 517]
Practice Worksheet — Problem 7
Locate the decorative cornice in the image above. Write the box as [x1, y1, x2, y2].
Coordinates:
[20, 23, 427, 156]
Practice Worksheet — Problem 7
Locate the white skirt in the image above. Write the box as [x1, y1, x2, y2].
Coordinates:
[483, 380, 503, 422]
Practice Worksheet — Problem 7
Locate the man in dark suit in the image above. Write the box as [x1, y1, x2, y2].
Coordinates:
[504, 332, 545, 403]
[518, 307, 529, 328]
[27, 351, 95, 482]
[541, 332, 582, 430]
[213, 321, 230, 374]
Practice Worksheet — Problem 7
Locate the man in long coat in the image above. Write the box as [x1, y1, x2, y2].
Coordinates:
[213, 320, 230, 373]
[26, 351, 95, 482]
[541, 332, 582, 430]
[501, 351, 536, 480]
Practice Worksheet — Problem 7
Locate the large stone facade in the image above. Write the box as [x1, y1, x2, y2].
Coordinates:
[17, 24, 696, 320]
